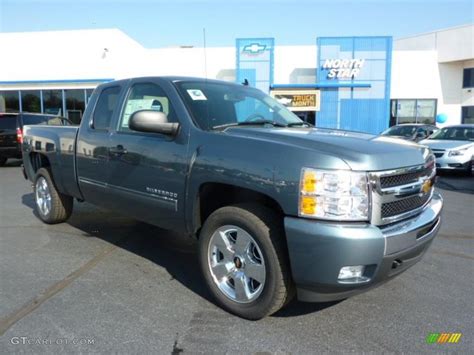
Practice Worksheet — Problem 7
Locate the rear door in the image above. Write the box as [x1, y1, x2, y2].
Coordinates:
[76, 84, 125, 208]
[0, 114, 19, 154]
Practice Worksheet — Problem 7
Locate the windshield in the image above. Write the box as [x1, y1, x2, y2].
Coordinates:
[428, 126, 474, 141]
[174, 81, 303, 130]
[382, 125, 417, 137]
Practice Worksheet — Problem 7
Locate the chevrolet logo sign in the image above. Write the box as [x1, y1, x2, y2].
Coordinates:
[243, 43, 266, 54]
[421, 179, 432, 194]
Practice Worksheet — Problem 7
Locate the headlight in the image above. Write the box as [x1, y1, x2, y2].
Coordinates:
[299, 168, 369, 221]
[448, 148, 468, 157]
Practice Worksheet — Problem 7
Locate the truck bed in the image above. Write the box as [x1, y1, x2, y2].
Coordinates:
[22, 125, 82, 199]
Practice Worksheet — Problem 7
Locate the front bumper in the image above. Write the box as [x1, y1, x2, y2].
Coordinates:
[284, 192, 443, 302]
[435, 154, 472, 170]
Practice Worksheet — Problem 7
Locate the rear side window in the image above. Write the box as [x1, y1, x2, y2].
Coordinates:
[92, 86, 121, 130]
[0, 115, 17, 130]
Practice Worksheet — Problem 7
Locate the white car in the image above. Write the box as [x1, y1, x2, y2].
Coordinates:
[420, 124, 474, 174]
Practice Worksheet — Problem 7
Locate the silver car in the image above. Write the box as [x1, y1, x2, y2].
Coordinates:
[420, 124, 474, 174]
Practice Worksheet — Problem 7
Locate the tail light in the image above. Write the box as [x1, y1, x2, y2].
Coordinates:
[16, 128, 23, 144]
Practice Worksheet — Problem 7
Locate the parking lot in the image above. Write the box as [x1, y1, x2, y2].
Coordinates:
[0, 159, 472, 353]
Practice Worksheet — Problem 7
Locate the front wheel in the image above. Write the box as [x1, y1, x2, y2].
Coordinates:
[34, 168, 73, 224]
[199, 203, 294, 319]
[0, 156, 7, 166]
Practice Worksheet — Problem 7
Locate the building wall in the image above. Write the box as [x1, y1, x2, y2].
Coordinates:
[1, 26, 472, 128]
[392, 24, 474, 126]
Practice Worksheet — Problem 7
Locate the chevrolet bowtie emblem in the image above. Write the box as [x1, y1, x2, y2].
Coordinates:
[421, 179, 432, 194]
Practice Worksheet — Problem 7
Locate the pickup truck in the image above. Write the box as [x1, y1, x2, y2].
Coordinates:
[22, 77, 443, 319]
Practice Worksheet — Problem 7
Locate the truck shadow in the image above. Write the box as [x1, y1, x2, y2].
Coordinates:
[436, 172, 474, 195]
[1, 159, 23, 168]
[21, 192, 339, 318]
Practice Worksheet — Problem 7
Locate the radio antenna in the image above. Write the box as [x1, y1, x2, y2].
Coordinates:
[203, 28, 208, 79]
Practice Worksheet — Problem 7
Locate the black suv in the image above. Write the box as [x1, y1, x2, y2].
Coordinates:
[0, 113, 71, 166]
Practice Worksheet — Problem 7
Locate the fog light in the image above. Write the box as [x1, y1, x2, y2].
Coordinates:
[338, 266, 370, 284]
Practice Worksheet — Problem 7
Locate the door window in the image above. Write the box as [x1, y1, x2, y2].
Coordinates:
[92, 86, 121, 130]
[119, 82, 176, 133]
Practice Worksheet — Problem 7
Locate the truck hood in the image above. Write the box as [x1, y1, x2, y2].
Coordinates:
[419, 139, 473, 150]
[224, 127, 431, 171]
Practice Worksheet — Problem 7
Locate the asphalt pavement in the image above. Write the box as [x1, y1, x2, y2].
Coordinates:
[0, 159, 473, 353]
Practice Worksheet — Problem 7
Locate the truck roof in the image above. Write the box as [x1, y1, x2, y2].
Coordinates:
[109, 76, 245, 87]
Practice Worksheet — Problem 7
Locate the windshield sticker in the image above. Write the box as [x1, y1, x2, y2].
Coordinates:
[187, 89, 207, 101]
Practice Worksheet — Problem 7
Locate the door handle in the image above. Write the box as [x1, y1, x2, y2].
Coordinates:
[109, 145, 128, 156]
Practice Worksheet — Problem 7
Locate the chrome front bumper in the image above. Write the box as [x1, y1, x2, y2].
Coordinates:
[285, 192, 443, 302]
[381, 192, 443, 255]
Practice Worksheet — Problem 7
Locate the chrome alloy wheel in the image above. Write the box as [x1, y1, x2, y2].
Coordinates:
[208, 225, 266, 303]
[35, 176, 52, 217]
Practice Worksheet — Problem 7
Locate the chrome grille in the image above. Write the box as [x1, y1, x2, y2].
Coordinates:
[368, 155, 436, 225]
[380, 168, 430, 188]
[381, 193, 431, 218]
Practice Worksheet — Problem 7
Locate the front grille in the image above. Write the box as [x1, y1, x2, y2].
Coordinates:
[381, 193, 430, 218]
[370, 159, 436, 225]
[379, 168, 429, 188]
[432, 149, 445, 158]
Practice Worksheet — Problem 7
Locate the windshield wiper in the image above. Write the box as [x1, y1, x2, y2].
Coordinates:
[212, 120, 288, 130]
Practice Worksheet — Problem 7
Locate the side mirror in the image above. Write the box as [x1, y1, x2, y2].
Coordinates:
[129, 110, 179, 136]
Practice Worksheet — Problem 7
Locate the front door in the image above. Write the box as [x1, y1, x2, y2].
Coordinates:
[106, 79, 189, 230]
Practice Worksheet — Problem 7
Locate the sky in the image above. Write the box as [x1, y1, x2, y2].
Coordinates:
[1, 0, 473, 48]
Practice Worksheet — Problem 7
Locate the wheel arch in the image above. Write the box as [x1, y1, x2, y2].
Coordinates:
[190, 182, 285, 237]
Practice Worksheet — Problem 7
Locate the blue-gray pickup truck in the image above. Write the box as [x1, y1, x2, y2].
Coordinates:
[21, 77, 443, 319]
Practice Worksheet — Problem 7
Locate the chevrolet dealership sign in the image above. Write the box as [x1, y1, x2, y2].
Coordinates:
[270, 90, 320, 111]
[243, 43, 266, 54]
[322, 58, 365, 79]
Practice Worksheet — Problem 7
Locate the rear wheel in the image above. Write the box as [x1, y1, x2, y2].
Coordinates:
[0, 157, 7, 166]
[199, 203, 294, 319]
[34, 168, 73, 224]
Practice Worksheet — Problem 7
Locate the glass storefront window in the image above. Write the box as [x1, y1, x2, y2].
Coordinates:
[0, 91, 20, 112]
[21, 90, 41, 113]
[396, 99, 416, 118]
[391, 99, 436, 125]
[86, 89, 94, 105]
[65, 89, 85, 124]
[43, 90, 63, 115]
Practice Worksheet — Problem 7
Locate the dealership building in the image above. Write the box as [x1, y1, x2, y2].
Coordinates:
[0, 24, 472, 133]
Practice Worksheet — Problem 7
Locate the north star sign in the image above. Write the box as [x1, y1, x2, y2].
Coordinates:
[322, 58, 365, 79]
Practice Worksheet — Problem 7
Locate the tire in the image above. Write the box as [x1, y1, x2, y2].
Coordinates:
[34, 167, 73, 224]
[0, 156, 7, 166]
[199, 203, 294, 320]
[466, 160, 473, 176]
